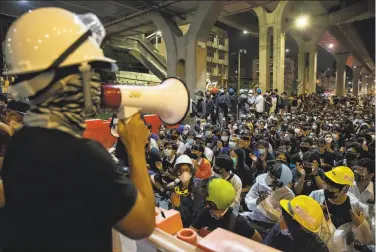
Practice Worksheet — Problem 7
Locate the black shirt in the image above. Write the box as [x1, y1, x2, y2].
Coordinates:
[191, 207, 255, 239]
[1, 127, 137, 252]
[292, 168, 325, 196]
[326, 196, 352, 228]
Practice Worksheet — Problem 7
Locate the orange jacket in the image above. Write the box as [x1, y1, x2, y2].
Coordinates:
[194, 158, 212, 180]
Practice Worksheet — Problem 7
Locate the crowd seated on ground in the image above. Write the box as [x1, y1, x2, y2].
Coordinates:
[0, 89, 375, 251]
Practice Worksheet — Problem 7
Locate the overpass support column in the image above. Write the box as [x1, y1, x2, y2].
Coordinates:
[258, 25, 271, 92]
[361, 75, 368, 96]
[297, 41, 306, 95]
[308, 45, 318, 94]
[335, 53, 349, 96]
[254, 1, 288, 93]
[153, 1, 225, 96]
[352, 66, 362, 96]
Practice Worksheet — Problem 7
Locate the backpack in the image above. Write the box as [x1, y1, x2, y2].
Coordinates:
[218, 94, 228, 109]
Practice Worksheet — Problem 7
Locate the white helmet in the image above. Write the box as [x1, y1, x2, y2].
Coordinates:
[3, 7, 116, 101]
[174, 155, 193, 168]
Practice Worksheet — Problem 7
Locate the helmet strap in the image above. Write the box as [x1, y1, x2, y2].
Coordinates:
[79, 63, 94, 116]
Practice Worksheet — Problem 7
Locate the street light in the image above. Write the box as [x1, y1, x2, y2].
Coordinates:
[243, 30, 249, 35]
[295, 15, 309, 29]
[328, 43, 334, 49]
[285, 49, 290, 52]
[237, 49, 247, 94]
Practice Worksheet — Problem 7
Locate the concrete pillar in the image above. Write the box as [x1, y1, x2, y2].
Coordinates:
[308, 45, 318, 94]
[152, 1, 225, 98]
[335, 53, 349, 96]
[361, 74, 367, 95]
[258, 25, 271, 92]
[254, 1, 288, 93]
[273, 23, 285, 92]
[352, 66, 362, 96]
[297, 42, 306, 95]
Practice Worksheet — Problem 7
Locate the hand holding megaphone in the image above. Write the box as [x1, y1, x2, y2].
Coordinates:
[102, 77, 190, 125]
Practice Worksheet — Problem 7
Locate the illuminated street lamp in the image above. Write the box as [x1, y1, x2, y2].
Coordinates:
[243, 30, 249, 34]
[285, 49, 290, 52]
[295, 15, 309, 29]
[328, 43, 334, 49]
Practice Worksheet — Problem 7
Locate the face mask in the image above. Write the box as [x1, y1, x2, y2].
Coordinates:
[205, 130, 212, 137]
[213, 166, 222, 174]
[171, 135, 178, 140]
[247, 97, 253, 103]
[233, 125, 238, 130]
[209, 208, 228, 220]
[294, 128, 300, 134]
[186, 139, 194, 145]
[221, 136, 229, 142]
[179, 171, 192, 183]
[229, 141, 237, 149]
[332, 134, 338, 139]
[164, 149, 172, 156]
[258, 148, 266, 155]
[231, 157, 237, 166]
[182, 130, 188, 135]
[190, 153, 199, 160]
[300, 146, 309, 152]
[312, 125, 317, 130]
[280, 228, 291, 236]
[324, 189, 338, 200]
[325, 137, 333, 144]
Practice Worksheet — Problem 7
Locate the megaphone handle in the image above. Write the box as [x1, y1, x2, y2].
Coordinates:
[117, 106, 141, 122]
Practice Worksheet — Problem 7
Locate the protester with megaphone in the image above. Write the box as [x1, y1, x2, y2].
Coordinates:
[0, 8, 159, 252]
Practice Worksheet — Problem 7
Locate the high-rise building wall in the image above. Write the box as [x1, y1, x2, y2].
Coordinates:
[158, 25, 229, 87]
[252, 57, 296, 91]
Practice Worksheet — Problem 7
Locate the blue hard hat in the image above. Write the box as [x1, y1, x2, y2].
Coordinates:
[228, 88, 235, 95]
[257, 88, 262, 94]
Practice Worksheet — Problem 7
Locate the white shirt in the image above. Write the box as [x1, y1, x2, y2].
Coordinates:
[348, 181, 374, 208]
[175, 140, 186, 155]
[245, 173, 295, 223]
[204, 147, 214, 163]
[255, 94, 264, 113]
[224, 172, 242, 211]
[150, 138, 158, 150]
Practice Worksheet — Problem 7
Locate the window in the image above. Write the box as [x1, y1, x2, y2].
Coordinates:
[208, 51, 214, 57]
[209, 35, 214, 43]
[218, 37, 225, 46]
[219, 52, 225, 60]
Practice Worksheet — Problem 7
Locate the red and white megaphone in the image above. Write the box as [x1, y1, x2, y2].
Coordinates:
[102, 77, 190, 125]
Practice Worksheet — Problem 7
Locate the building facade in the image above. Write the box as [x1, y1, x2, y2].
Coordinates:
[158, 25, 229, 88]
[252, 57, 296, 92]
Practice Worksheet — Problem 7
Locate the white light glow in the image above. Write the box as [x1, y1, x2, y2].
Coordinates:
[243, 30, 249, 34]
[156, 31, 162, 36]
[285, 49, 290, 52]
[328, 43, 334, 49]
[295, 15, 309, 28]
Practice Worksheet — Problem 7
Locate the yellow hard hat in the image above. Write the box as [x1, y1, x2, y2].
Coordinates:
[324, 166, 354, 186]
[280, 195, 324, 233]
[206, 178, 235, 210]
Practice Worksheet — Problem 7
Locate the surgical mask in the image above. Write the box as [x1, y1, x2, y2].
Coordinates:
[325, 137, 333, 144]
[231, 157, 237, 166]
[164, 149, 172, 156]
[332, 134, 338, 139]
[179, 171, 192, 184]
[258, 148, 266, 155]
[233, 125, 238, 130]
[229, 141, 237, 149]
[186, 139, 194, 145]
[205, 130, 212, 137]
[300, 146, 309, 152]
[221, 136, 229, 142]
[312, 125, 317, 130]
[182, 130, 188, 135]
[294, 128, 300, 134]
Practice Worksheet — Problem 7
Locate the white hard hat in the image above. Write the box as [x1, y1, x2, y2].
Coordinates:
[3, 7, 115, 76]
[248, 90, 254, 95]
[174, 155, 193, 168]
